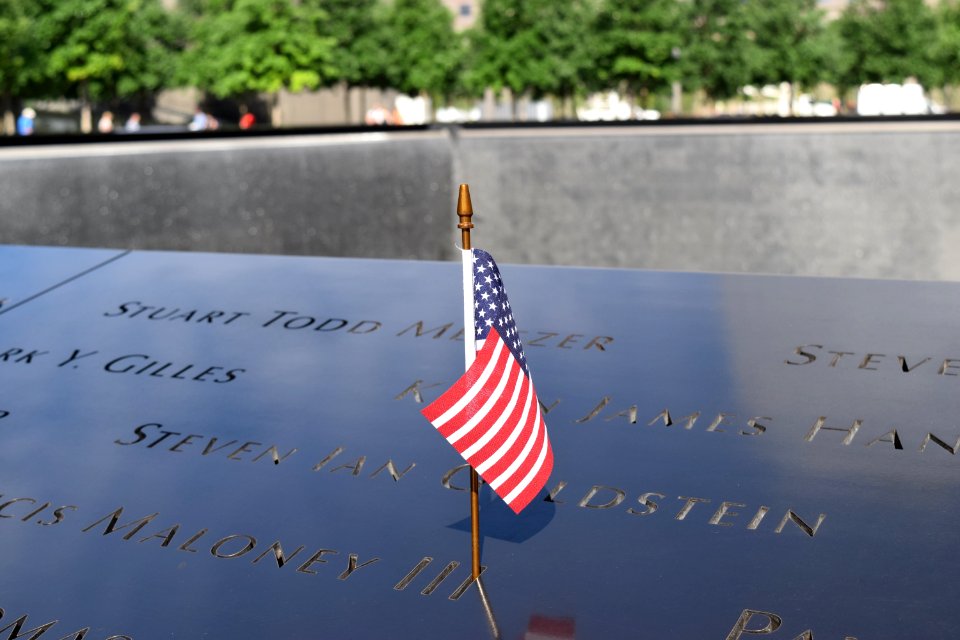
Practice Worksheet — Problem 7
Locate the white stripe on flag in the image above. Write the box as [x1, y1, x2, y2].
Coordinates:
[431, 337, 505, 430]
[447, 341, 515, 445]
[475, 379, 535, 474]
[490, 400, 543, 491]
[503, 425, 551, 505]
[461, 363, 526, 459]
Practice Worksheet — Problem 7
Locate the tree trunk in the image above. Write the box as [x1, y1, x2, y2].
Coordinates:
[422, 92, 433, 123]
[625, 90, 637, 120]
[482, 87, 496, 121]
[671, 81, 683, 116]
[943, 85, 956, 112]
[80, 81, 92, 134]
[2, 93, 13, 135]
[270, 92, 282, 128]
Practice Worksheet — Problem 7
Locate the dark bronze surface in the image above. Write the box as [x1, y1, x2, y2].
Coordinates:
[0, 244, 957, 638]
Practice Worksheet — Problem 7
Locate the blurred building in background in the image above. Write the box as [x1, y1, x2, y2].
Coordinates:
[441, 0, 479, 31]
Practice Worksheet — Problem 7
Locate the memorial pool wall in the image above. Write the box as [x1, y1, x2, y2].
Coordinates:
[2, 119, 959, 280]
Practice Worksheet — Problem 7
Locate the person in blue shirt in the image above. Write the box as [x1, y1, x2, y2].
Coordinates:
[189, 107, 208, 131]
[16, 108, 35, 136]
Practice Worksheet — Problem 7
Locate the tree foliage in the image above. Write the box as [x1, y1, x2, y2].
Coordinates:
[180, 0, 337, 98]
[682, 0, 754, 101]
[834, 0, 939, 90]
[381, 0, 462, 98]
[742, 0, 832, 91]
[7, 0, 960, 123]
[468, 0, 593, 101]
[932, 0, 960, 90]
[592, 0, 684, 102]
[42, 0, 182, 102]
[319, 0, 389, 90]
[0, 0, 50, 100]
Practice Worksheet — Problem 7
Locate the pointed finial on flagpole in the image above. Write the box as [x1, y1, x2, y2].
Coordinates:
[457, 184, 474, 251]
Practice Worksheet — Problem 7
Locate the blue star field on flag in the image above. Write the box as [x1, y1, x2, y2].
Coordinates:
[472, 248, 527, 375]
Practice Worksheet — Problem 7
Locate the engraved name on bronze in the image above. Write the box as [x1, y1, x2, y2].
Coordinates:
[103, 354, 245, 383]
[399, 385, 960, 461]
[262, 311, 381, 333]
[786, 344, 960, 377]
[0, 605, 131, 640]
[400, 383, 768, 439]
[79, 504, 481, 602]
[442, 466, 826, 538]
[115, 423, 416, 481]
[725, 608, 858, 640]
[82, 506, 377, 581]
[0, 347, 246, 384]
[0, 493, 77, 525]
[0, 347, 48, 364]
[101, 301, 614, 352]
[0, 490, 484, 604]
[802, 415, 960, 453]
[104, 301, 250, 325]
[396, 320, 613, 352]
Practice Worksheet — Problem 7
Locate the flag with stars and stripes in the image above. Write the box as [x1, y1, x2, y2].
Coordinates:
[421, 248, 553, 514]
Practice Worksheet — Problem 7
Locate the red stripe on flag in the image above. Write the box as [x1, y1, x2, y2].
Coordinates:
[507, 442, 553, 513]
[446, 354, 523, 450]
[420, 331, 504, 423]
[466, 373, 532, 469]
[475, 380, 538, 482]
[496, 412, 549, 506]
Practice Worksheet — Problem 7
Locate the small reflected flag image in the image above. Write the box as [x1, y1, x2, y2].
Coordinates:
[421, 248, 553, 513]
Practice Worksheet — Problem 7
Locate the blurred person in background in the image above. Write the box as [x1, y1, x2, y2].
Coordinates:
[239, 105, 255, 130]
[365, 103, 390, 125]
[189, 107, 208, 131]
[124, 112, 141, 132]
[98, 111, 114, 133]
[16, 108, 36, 136]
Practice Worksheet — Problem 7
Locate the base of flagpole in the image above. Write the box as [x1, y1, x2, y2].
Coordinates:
[470, 467, 481, 578]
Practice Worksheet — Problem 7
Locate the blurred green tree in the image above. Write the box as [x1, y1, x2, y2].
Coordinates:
[44, 0, 184, 132]
[835, 0, 939, 91]
[319, 0, 390, 120]
[381, 0, 462, 105]
[180, 0, 337, 125]
[467, 0, 593, 118]
[592, 0, 684, 109]
[742, 0, 833, 113]
[463, 0, 528, 104]
[932, 0, 960, 104]
[0, 0, 49, 132]
[682, 0, 754, 103]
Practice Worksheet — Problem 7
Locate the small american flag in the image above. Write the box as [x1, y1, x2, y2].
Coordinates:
[421, 248, 553, 514]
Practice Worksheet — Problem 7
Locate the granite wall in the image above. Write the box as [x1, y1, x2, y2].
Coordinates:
[2, 121, 959, 279]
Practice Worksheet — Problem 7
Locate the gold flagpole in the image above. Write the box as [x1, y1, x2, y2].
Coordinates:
[456, 184, 482, 579]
